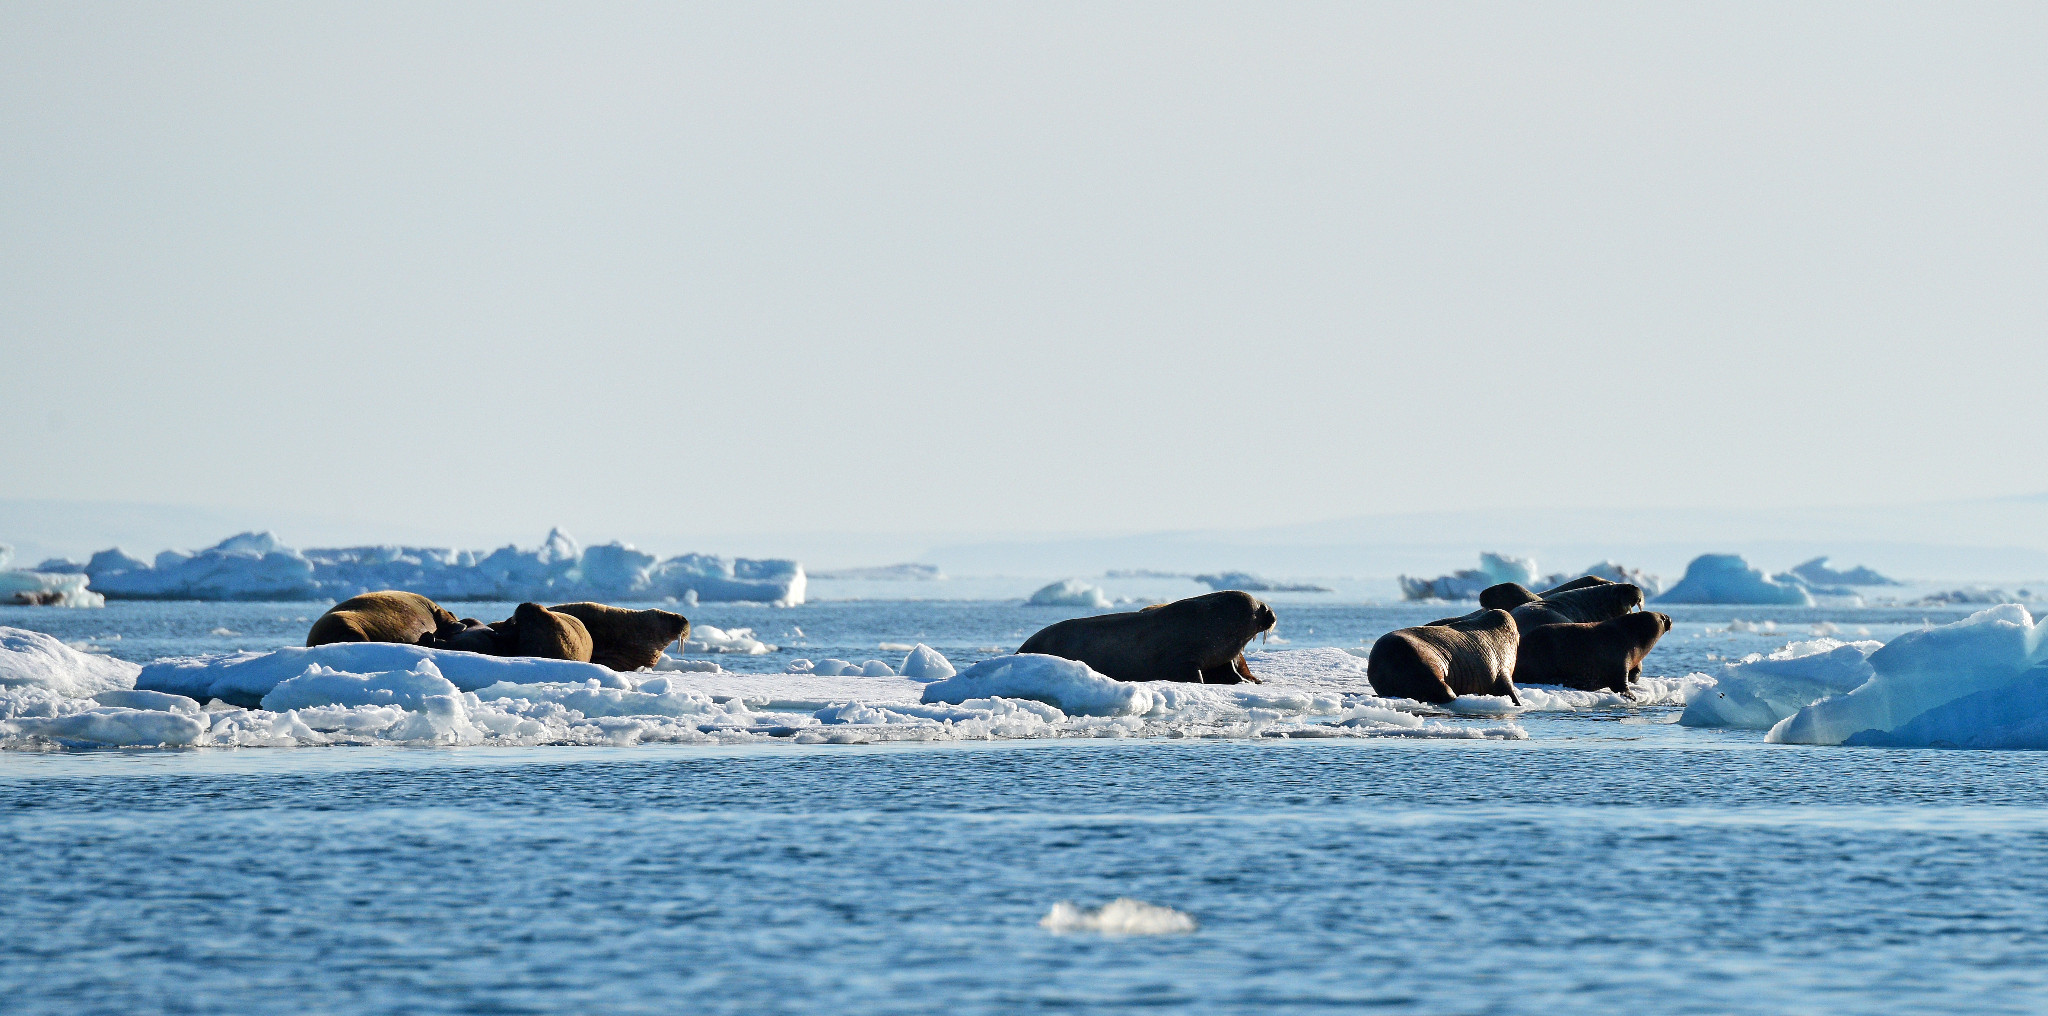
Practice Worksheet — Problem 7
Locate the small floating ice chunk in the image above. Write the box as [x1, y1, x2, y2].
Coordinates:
[899, 644, 956, 682]
[1027, 579, 1113, 609]
[682, 625, 776, 655]
[859, 659, 895, 677]
[921, 654, 1158, 717]
[811, 659, 856, 676]
[1040, 899, 1197, 935]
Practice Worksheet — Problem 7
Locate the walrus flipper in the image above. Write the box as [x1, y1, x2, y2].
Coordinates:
[1232, 653, 1261, 684]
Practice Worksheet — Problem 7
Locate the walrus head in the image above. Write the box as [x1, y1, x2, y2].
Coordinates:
[1479, 583, 1540, 612]
[1542, 581, 1644, 623]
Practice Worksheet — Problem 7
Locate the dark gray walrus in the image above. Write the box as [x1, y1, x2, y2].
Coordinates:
[1367, 609, 1521, 704]
[1015, 590, 1276, 683]
[1512, 611, 1673, 694]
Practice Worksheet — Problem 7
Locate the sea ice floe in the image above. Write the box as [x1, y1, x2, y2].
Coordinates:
[138, 642, 627, 708]
[1041, 899, 1198, 935]
[1770, 604, 2048, 747]
[3, 628, 1721, 750]
[1679, 638, 1881, 730]
[0, 628, 142, 697]
[923, 654, 1159, 716]
[682, 625, 776, 655]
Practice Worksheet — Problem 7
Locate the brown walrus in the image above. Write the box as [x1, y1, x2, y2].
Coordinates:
[548, 602, 690, 671]
[1512, 611, 1673, 694]
[1015, 590, 1276, 684]
[307, 591, 461, 647]
[1366, 609, 1521, 704]
[1509, 581, 1643, 630]
[506, 602, 594, 662]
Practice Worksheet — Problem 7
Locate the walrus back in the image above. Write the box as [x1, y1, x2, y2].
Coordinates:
[1368, 610, 1520, 703]
[306, 591, 456, 647]
[1014, 591, 1273, 683]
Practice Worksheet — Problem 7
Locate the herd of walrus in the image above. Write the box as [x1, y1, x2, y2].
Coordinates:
[306, 574, 1670, 704]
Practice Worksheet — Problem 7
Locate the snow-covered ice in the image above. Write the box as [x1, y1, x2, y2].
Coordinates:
[138, 642, 628, 707]
[899, 644, 957, 681]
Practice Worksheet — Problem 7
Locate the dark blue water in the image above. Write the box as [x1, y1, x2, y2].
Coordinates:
[3, 737, 2047, 1014]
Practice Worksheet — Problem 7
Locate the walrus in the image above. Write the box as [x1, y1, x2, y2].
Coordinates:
[307, 591, 461, 647]
[547, 602, 689, 671]
[504, 602, 594, 662]
[1510, 581, 1643, 630]
[430, 617, 515, 656]
[1512, 611, 1673, 694]
[1367, 609, 1521, 704]
[1015, 590, 1276, 684]
[1478, 575, 1618, 613]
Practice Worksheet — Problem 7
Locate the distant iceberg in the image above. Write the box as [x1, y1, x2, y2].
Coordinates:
[0, 570, 104, 608]
[809, 563, 944, 581]
[1027, 579, 1113, 609]
[1536, 561, 1665, 597]
[78, 528, 806, 605]
[1191, 571, 1332, 593]
[1789, 557, 1899, 587]
[1654, 554, 1813, 606]
[1398, 553, 1539, 601]
[1770, 605, 2048, 748]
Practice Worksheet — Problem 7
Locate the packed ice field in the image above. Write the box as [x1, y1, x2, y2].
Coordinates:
[4, 593, 2047, 753]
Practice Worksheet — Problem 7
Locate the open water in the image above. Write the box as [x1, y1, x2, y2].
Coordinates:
[2, 597, 2042, 1014]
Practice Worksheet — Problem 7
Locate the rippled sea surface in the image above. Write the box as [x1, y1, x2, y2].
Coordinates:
[3, 597, 2043, 1014]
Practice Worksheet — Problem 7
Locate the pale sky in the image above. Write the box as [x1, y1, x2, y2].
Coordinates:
[5, 3, 2044, 544]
